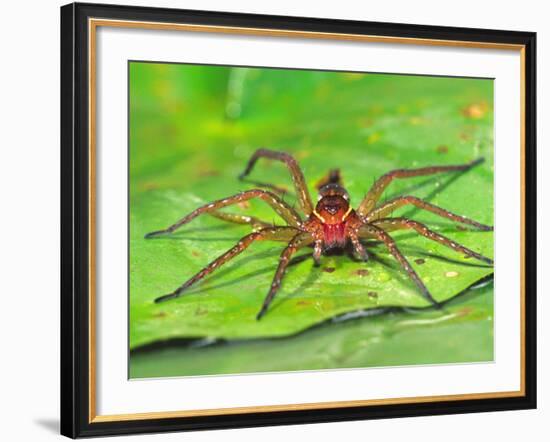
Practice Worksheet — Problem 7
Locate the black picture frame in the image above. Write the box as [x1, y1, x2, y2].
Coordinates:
[61, 2, 537, 438]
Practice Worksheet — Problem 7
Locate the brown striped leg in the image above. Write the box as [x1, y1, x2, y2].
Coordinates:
[366, 195, 493, 231]
[312, 240, 323, 266]
[235, 180, 289, 196]
[357, 158, 484, 217]
[154, 227, 300, 304]
[208, 211, 273, 231]
[373, 217, 493, 265]
[238, 148, 314, 215]
[145, 189, 302, 238]
[315, 169, 342, 190]
[256, 232, 314, 320]
[349, 230, 369, 261]
[359, 224, 440, 307]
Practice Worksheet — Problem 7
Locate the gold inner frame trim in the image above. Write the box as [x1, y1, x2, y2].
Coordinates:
[88, 17, 527, 424]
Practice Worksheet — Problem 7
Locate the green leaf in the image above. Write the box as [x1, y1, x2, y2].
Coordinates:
[129, 63, 494, 371]
[130, 280, 493, 378]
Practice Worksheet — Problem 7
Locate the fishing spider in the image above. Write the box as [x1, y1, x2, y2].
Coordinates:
[146, 148, 493, 320]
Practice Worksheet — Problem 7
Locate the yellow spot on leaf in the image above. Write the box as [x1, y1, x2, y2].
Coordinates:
[367, 132, 381, 144]
[409, 116, 428, 125]
[462, 101, 489, 119]
[341, 72, 365, 81]
[377, 272, 391, 282]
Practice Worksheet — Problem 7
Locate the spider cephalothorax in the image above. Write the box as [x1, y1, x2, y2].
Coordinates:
[146, 148, 493, 320]
[312, 183, 354, 249]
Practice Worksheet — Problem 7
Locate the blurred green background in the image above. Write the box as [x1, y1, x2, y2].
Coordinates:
[129, 62, 494, 378]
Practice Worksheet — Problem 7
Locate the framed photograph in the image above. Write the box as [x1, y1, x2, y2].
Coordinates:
[60, 2, 537, 438]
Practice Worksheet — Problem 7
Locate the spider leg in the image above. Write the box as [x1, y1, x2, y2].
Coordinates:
[315, 168, 342, 190]
[359, 224, 440, 307]
[312, 240, 323, 266]
[373, 217, 493, 265]
[154, 227, 299, 303]
[357, 158, 484, 217]
[349, 230, 369, 261]
[234, 180, 289, 196]
[366, 195, 493, 231]
[256, 232, 314, 320]
[145, 189, 302, 238]
[208, 211, 273, 230]
[238, 148, 314, 215]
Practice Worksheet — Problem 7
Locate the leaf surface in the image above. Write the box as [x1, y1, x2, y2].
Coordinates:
[129, 64, 494, 369]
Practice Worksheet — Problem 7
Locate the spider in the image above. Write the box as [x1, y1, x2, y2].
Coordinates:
[145, 148, 493, 320]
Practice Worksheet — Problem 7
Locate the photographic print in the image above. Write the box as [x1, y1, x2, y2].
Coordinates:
[61, 4, 536, 436]
[129, 62, 494, 379]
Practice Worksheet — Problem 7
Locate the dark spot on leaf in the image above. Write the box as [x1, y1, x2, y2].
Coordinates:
[198, 169, 220, 177]
[354, 269, 369, 277]
[456, 225, 468, 231]
[358, 117, 374, 128]
[153, 311, 167, 319]
[192, 250, 200, 257]
[456, 306, 473, 317]
[459, 132, 471, 141]
[143, 182, 159, 191]
[238, 201, 250, 210]
[414, 258, 426, 265]
[368, 291, 378, 299]
[323, 267, 336, 273]
[195, 307, 208, 316]
[296, 300, 312, 306]
[436, 145, 449, 154]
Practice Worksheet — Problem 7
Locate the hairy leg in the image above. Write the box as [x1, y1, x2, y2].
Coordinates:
[208, 211, 272, 230]
[366, 195, 493, 231]
[154, 227, 300, 303]
[256, 232, 314, 320]
[312, 240, 323, 266]
[359, 224, 440, 307]
[357, 158, 484, 217]
[349, 231, 369, 261]
[373, 217, 493, 264]
[315, 168, 342, 190]
[239, 148, 314, 215]
[234, 179, 289, 196]
[145, 189, 302, 238]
